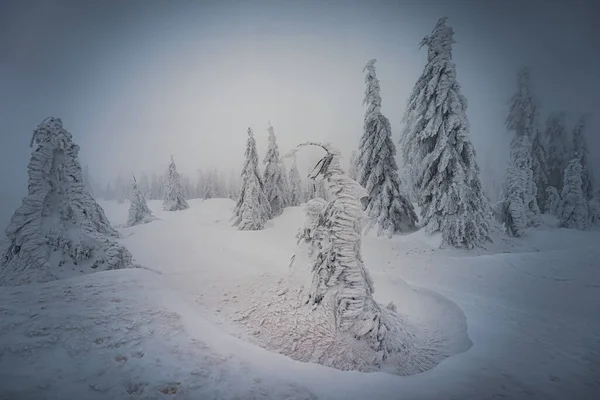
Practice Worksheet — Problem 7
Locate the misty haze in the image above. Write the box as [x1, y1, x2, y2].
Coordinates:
[0, 0, 598, 399]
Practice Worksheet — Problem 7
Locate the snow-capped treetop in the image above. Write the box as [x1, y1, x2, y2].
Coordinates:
[363, 59, 382, 115]
[263, 122, 289, 217]
[420, 17, 455, 61]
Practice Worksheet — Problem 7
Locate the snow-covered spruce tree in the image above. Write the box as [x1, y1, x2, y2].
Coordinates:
[348, 150, 358, 181]
[0, 117, 133, 286]
[499, 67, 542, 234]
[126, 174, 155, 227]
[571, 114, 594, 201]
[499, 137, 533, 237]
[231, 128, 271, 230]
[295, 197, 328, 257]
[263, 123, 289, 217]
[545, 112, 569, 191]
[545, 186, 561, 217]
[289, 155, 304, 206]
[559, 157, 588, 229]
[356, 59, 417, 237]
[204, 169, 214, 199]
[277, 142, 442, 373]
[162, 156, 189, 211]
[400, 17, 491, 248]
[531, 127, 549, 210]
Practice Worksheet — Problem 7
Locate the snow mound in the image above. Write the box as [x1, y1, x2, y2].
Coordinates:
[0, 268, 317, 400]
[232, 245, 471, 375]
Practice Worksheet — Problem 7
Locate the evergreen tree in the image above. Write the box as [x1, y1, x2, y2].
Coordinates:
[545, 112, 569, 191]
[289, 156, 304, 206]
[499, 67, 542, 233]
[126, 174, 155, 227]
[232, 128, 271, 230]
[356, 59, 417, 237]
[163, 156, 189, 211]
[559, 157, 588, 229]
[263, 123, 288, 217]
[571, 114, 594, 201]
[204, 169, 214, 199]
[400, 17, 491, 249]
[305, 178, 316, 201]
[531, 127, 549, 210]
[0, 118, 133, 286]
[545, 186, 561, 217]
[280, 160, 292, 207]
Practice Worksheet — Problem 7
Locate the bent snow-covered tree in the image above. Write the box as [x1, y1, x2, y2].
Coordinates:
[0, 117, 133, 286]
[263, 123, 289, 217]
[232, 128, 271, 230]
[163, 156, 189, 211]
[356, 59, 417, 237]
[283, 142, 441, 373]
[126, 175, 155, 227]
[400, 17, 491, 248]
[559, 157, 588, 229]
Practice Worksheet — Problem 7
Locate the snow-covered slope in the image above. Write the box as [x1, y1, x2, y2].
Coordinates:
[1, 198, 599, 399]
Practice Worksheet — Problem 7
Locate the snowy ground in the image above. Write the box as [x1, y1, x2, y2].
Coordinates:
[1, 198, 599, 399]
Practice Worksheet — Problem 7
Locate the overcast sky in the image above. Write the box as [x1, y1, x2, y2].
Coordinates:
[0, 0, 598, 225]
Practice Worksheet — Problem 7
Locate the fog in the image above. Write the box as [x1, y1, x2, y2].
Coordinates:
[1, 0, 599, 227]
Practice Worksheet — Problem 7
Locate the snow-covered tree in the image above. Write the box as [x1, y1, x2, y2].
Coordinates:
[204, 169, 215, 199]
[126, 174, 155, 227]
[531, 127, 549, 210]
[163, 156, 189, 211]
[400, 17, 491, 248]
[571, 114, 594, 201]
[295, 197, 328, 257]
[232, 128, 271, 230]
[0, 117, 133, 286]
[498, 67, 542, 234]
[545, 112, 569, 191]
[545, 186, 561, 216]
[263, 123, 289, 217]
[289, 156, 304, 206]
[285, 142, 428, 372]
[348, 150, 358, 181]
[280, 160, 292, 207]
[559, 157, 588, 229]
[305, 178, 316, 201]
[356, 59, 417, 237]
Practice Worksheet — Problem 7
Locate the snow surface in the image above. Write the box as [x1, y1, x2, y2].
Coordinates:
[1, 198, 599, 399]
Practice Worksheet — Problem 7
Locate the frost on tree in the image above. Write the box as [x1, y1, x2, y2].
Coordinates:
[126, 175, 155, 227]
[399, 17, 491, 249]
[498, 68, 542, 234]
[571, 114, 594, 201]
[288, 155, 304, 207]
[545, 186, 561, 217]
[559, 157, 588, 230]
[544, 112, 569, 191]
[0, 118, 134, 286]
[162, 156, 189, 211]
[263, 123, 289, 217]
[356, 59, 417, 237]
[295, 197, 328, 258]
[231, 128, 271, 230]
[532, 128, 549, 210]
[271, 142, 444, 373]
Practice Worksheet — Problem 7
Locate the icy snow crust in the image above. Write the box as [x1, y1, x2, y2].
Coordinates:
[1, 198, 599, 399]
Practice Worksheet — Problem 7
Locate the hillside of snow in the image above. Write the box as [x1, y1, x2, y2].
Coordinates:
[1, 198, 599, 399]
